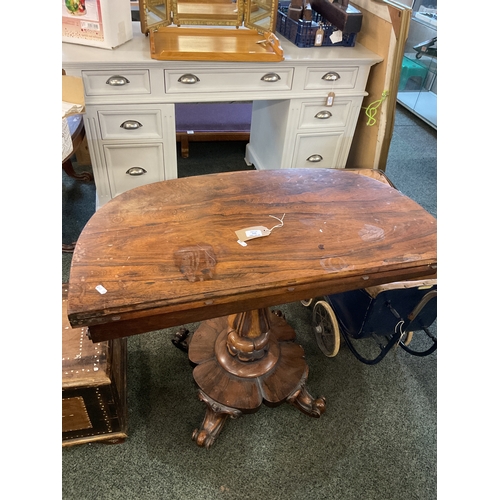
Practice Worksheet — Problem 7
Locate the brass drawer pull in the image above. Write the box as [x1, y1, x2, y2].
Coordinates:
[307, 154, 323, 163]
[178, 74, 200, 84]
[106, 75, 130, 86]
[120, 120, 143, 130]
[321, 72, 341, 82]
[126, 167, 147, 176]
[314, 111, 332, 119]
[261, 73, 281, 82]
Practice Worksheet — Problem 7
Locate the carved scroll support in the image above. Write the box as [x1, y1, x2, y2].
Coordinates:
[287, 372, 326, 418]
[192, 391, 242, 449]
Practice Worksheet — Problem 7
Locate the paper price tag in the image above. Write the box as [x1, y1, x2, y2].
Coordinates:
[314, 27, 324, 46]
[235, 226, 271, 242]
[235, 214, 285, 246]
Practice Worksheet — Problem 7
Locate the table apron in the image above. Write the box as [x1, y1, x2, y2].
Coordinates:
[85, 264, 437, 343]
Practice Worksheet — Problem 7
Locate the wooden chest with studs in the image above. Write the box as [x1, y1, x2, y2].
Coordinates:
[62, 284, 127, 446]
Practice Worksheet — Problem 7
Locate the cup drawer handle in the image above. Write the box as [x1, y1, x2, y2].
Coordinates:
[314, 111, 332, 119]
[306, 154, 323, 163]
[120, 120, 143, 130]
[126, 167, 147, 176]
[261, 73, 281, 82]
[321, 72, 341, 82]
[178, 74, 200, 84]
[106, 75, 130, 86]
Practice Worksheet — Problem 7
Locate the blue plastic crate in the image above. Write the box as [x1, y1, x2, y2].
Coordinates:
[276, 2, 356, 48]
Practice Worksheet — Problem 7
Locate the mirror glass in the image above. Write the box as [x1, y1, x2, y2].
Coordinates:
[246, 0, 277, 33]
[172, 0, 244, 27]
[139, 0, 170, 33]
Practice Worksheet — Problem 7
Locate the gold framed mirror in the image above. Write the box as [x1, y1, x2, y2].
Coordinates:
[139, 0, 282, 61]
[138, 0, 278, 34]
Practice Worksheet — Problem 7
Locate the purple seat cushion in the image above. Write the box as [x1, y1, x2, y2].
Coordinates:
[175, 102, 252, 132]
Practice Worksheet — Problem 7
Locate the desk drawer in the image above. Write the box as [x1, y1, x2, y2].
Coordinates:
[98, 109, 163, 140]
[165, 68, 294, 94]
[298, 99, 353, 130]
[304, 67, 359, 91]
[82, 70, 151, 96]
[292, 132, 344, 169]
[103, 143, 164, 198]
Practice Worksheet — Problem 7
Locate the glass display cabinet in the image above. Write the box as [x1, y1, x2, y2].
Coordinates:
[397, 0, 437, 128]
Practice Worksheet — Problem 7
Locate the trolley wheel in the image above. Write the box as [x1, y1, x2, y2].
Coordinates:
[312, 300, 341, 357]
[301, 298, 313, 307]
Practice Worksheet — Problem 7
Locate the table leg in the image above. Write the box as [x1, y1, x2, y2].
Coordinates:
[63, 158, 94, 182]
[188, 308, 325, 448]
[192, 391, 242, 449]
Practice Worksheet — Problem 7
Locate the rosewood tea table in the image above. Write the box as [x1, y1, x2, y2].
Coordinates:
[67, 168, 437, 448]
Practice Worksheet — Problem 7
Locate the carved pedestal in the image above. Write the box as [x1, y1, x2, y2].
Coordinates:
[188, 308, 326, 448]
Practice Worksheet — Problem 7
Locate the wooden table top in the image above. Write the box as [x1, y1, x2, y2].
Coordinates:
[67, 169, 437, 342]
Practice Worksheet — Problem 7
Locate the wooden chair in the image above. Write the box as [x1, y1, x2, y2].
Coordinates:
[62, 114, 93, 182]
[62, 67, 92, 182]
[62, 113, 94, 252]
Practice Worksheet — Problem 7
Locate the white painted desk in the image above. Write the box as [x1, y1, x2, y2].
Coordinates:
[62, 22, 382, 208]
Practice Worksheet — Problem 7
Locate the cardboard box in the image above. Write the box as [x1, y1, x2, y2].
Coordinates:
[62, 0, 133, 49]
[62, 75, 85, 118]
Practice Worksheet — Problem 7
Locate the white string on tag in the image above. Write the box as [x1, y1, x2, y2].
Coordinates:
[235, 214, 286, 245]
[268, 213, 286, 232]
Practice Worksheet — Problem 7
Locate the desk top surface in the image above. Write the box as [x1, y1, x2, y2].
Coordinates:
[68, 169, 436, 341]
[62, 22, 382, 68]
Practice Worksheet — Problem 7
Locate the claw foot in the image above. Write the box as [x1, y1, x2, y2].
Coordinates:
[193, 392, 242, 449]
[287, 384, 326, 418]
[172, 328, 191, 352]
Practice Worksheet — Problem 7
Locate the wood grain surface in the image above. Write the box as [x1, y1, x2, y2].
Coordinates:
[67, 169, 437, 341]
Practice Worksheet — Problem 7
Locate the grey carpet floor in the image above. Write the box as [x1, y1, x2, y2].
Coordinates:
[62, 105, 437, 500]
